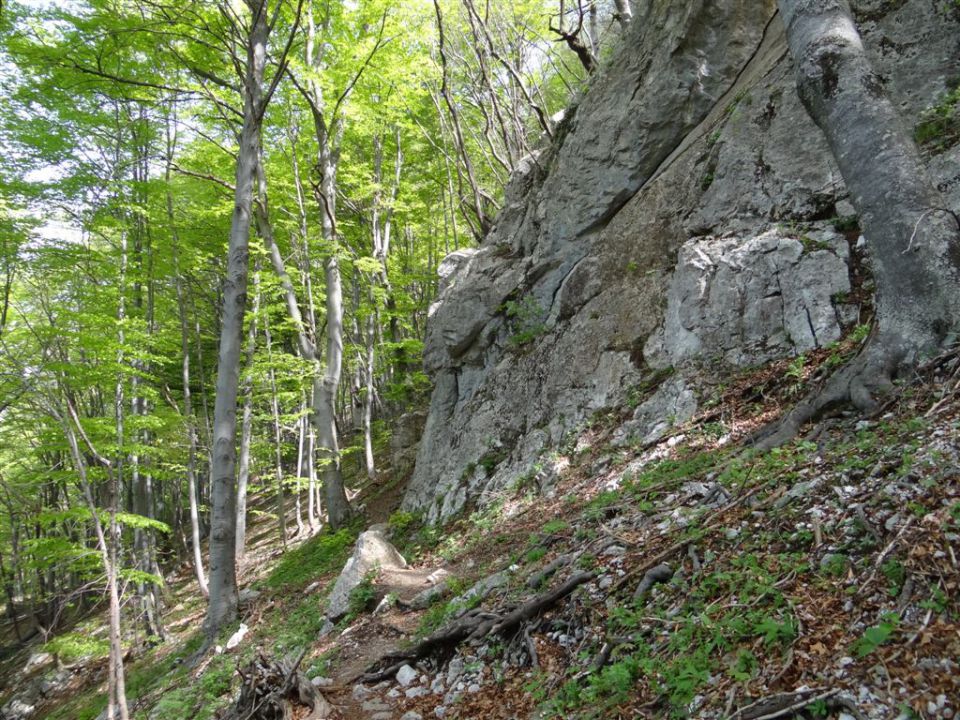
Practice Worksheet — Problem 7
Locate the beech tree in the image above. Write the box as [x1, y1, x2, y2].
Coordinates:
[0, 0, 582, 682]
[202, 0, 302, 640]
[755, 0, 960, 448]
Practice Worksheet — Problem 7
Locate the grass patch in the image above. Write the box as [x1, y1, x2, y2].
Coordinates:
[263, 527, 356, 590]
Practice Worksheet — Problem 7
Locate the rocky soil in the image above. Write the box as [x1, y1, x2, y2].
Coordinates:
[312, 345, 960, 720]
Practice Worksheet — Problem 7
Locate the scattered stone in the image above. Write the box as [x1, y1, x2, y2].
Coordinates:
[405, 687, 429, 699]
[353, 684, 371, 700]
[396, 664, 419, 687]
[361, 699, 390, 712]
[22, 652, 54, 675]
[237, 588, 261, 604]
[374, 595, 396, 615]
[408, 579, 450, 610]
[225, 622, 249, 651]
[451, 571, 508, 615]
[445, 658, 464, 685]
[467, 683, 481, 693]
[401, 712, 424, 720]
[310, 676, 333, 688]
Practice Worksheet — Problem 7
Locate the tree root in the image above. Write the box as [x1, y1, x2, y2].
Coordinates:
[359, 571, 596, 683]
[749, 338, 905, 450]
[220, 649, 333, 720]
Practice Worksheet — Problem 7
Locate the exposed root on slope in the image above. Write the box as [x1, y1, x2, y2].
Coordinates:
[747, 334, 955, 450]
[359, 571, 596, 683]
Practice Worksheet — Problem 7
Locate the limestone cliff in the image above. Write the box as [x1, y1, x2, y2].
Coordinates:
[404, 0, 960, 521]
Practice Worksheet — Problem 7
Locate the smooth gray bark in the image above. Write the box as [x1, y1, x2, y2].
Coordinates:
[166, 120, 209, 598]
[204, 0, 269, 640]
[613, 0, 632, 28]
[264, 318, 287, 547]
[755, 0, 960, 448]
[286, 0, 355, 529]
[780, 0, 959, 351]
[235, 268, 261, 564]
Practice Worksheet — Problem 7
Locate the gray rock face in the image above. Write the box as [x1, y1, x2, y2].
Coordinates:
[613, 376, 699, 448]
[403, 0, 960, 521]
[389, 409, 427, 481]
[326, 530, 407, 621]
[645, 227, 852, 369]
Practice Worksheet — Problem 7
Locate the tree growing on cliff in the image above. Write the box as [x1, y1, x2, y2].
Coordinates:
[754, 0, 960, 448]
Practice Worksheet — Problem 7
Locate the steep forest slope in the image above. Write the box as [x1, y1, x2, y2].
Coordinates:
[2, 1, 960, 719]
[404, 0, 960, 521]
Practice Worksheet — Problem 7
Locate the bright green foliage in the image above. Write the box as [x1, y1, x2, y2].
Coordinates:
[852, 613, 899, 657]
[0, 0, 599, 703]
[503, 296, 548, 346]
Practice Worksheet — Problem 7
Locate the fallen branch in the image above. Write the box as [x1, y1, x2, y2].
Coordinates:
[220, 650, 333, 720]
[359, 571, 596, 683]
[632, 563, 674, 601]
[726, 688, 838, 720]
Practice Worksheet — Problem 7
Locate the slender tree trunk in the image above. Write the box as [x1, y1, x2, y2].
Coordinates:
[308, 404, 320, 528]
[263, 318, 287, 548]
[289, 2, 354, 529]
[235, 268, 261, 565]
[204, 0, 269, 640]
[167, 119, 209, 598]
[131, 117, 164, 642]
[0, 552, 22, 642]
[432, 0, 491, 237]
[362, 310, 376, 479]
[315, 250, 352, 528]
[60, 417, 129, 720]
[294, 409, 306, 534]
[755, 0, 960, 449]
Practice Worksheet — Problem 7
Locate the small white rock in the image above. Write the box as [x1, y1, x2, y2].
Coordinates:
[396, 664, 419, 687]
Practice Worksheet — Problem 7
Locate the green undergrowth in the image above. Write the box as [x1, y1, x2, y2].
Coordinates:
[914, 87, 960, 153]
[262, 526, 357, 590]
[43, 379, 955, 720]
[42, 526, 360, 720]
[537, 550, 803, 719]
[524, 400, 956, 718]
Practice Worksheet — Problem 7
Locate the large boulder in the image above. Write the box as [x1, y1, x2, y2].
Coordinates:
[326, 530, 408, 621]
